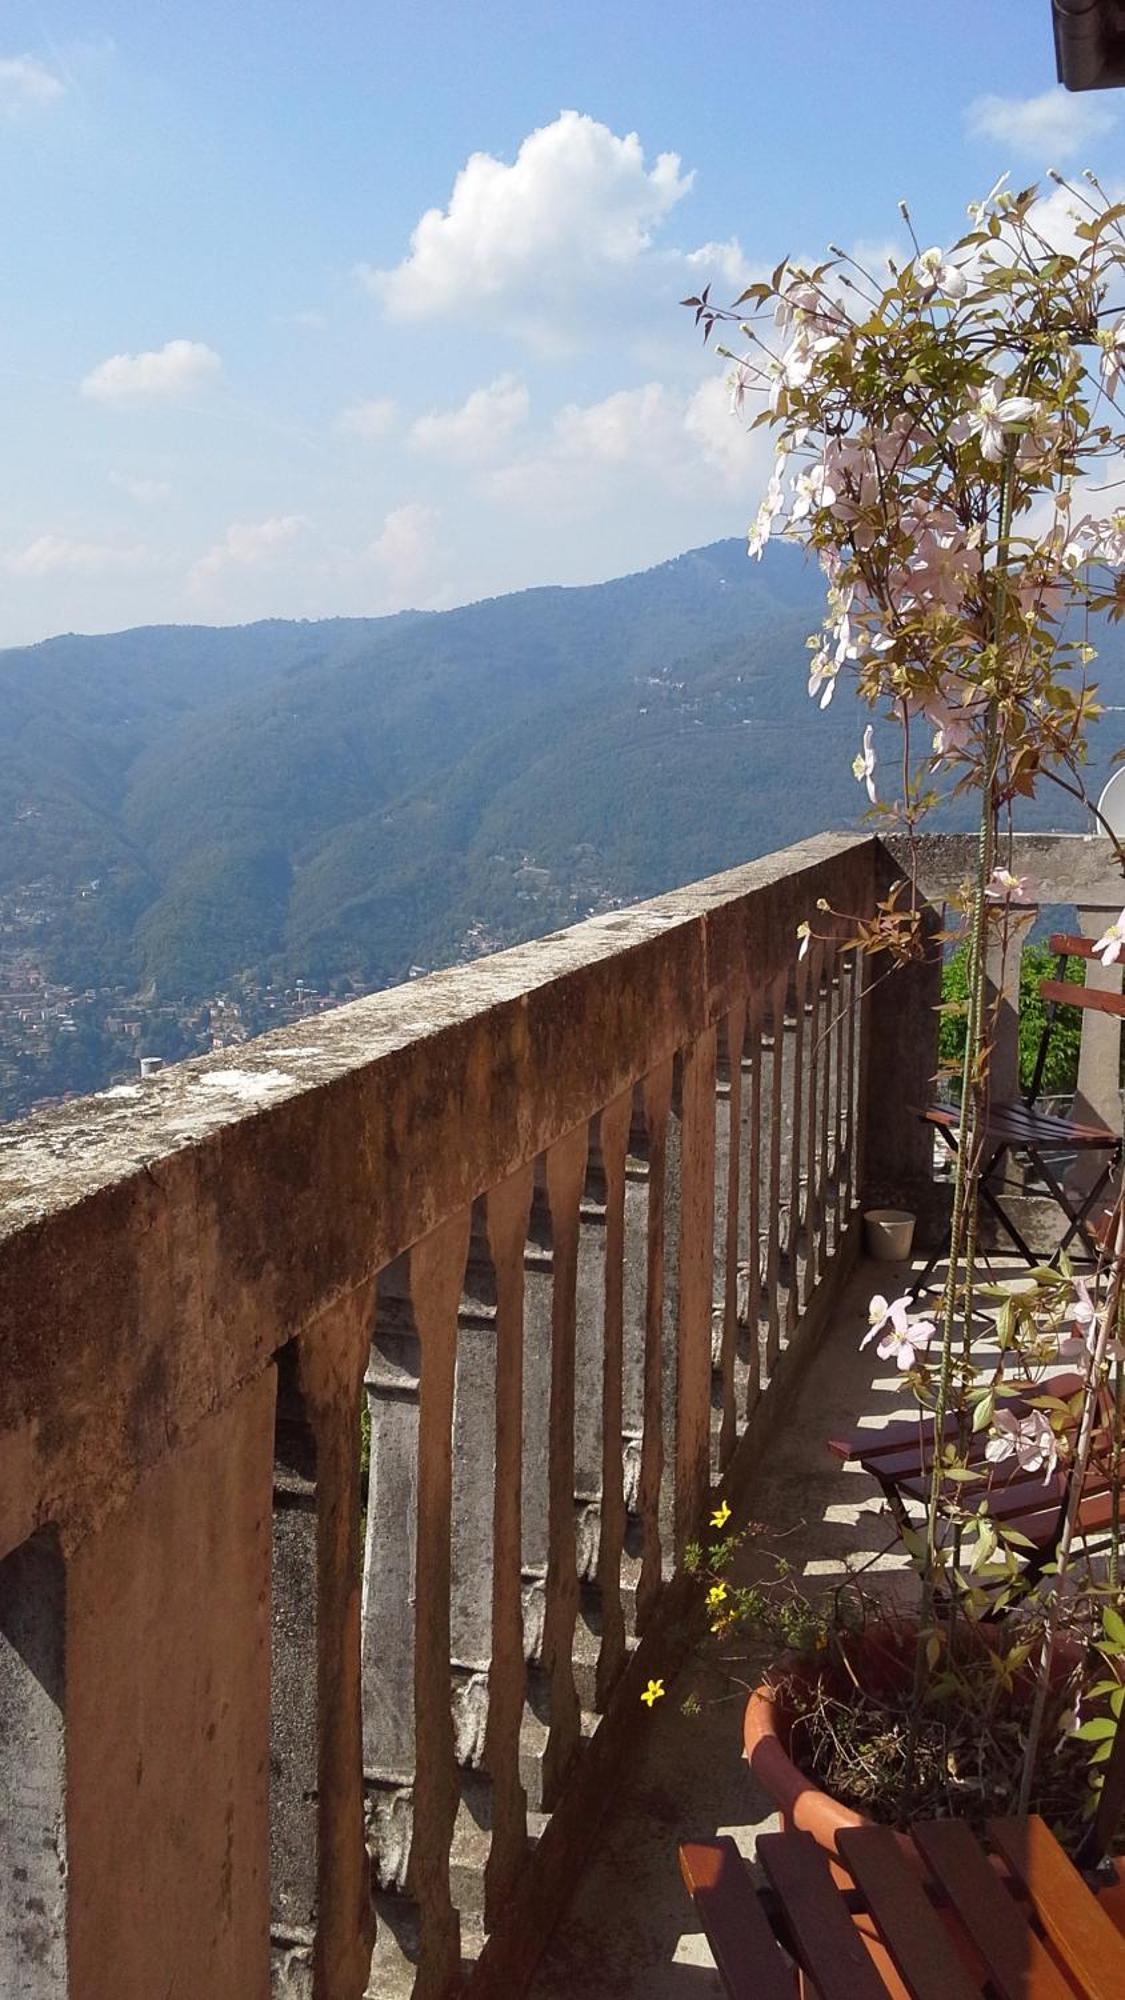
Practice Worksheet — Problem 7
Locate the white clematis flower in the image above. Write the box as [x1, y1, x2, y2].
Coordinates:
[950, 376, 1039, 462]
[1093, 908, 1125, 967]
[916, 246, 968, 299]
[1099, 320, 1125, 403]
[852, 724, 877, 803]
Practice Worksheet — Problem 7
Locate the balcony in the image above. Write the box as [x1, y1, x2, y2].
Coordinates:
[1, 829, 1120, 1999]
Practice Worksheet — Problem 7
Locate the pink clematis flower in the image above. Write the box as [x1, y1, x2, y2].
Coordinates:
[1061, 1279, 1125, 1363]
[986, 867, 1034, 902]
[861, 1294, 935, 1370]
[852, 725, 877, 803]
[985, 1408, 1059, 1482]
[1093, 910, 1125, 967]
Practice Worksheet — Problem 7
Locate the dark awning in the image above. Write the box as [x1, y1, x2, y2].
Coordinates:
[1054, 0, 1125, 90]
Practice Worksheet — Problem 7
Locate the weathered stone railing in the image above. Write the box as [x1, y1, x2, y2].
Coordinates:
[0, 833, 937, 2000]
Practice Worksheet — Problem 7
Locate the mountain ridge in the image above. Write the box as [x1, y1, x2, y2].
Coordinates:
[3, 537, 1121, 1023]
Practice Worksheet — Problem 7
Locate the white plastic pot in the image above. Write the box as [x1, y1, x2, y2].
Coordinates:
[863, 1207, 916, 1261]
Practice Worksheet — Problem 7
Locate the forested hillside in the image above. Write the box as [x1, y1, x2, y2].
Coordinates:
[3, 538, 1122, 1013]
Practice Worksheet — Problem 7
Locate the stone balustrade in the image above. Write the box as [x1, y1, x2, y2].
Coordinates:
[1, 831, 941, 1998]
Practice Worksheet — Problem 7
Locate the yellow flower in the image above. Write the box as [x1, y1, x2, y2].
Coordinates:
[707, 1582, 728, 1606]
[710, 1500, 732, 1529]
[641, 1678, 665, 1708]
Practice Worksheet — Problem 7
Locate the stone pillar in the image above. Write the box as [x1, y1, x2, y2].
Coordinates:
[984, 908, 1035, 1108]
[860, 891, 942, 1231]
[0, 1530, 66, 2000]
[66, 1373, 275, 2000]
[1068, 905, 1124, 1196]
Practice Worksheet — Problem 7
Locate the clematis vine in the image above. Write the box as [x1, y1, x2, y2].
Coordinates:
[683, 167, 1125, 1823]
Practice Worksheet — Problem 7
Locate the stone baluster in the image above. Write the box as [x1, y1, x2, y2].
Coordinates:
[538, 1124, 588, 1809]
[620, 1088, 650, 1582]
[802, 940, 824, 1303]
[819, 944, 836, 1269]
[519, 1169, 553, 1797]
[673, 1027, 717, 1560]
[632, 1060, 673, 1635]
[764, 967, 788, 1376]
[592, 1091, 631, 1709]
[828, 948, 847, 1243]
[363, 1260, 421, 1913]
[843, 948, 860, 1216]
[743, 986, 764, 1421]
[408, 1211, 473, 1997]
[296, 1290, 379, 2000]
[786, 954, 809, 1338]
[574, 1127, 608, 1608]
[450, 1208, 500, 1754]
[480, 1167, 534, 1929]
[271, 1349, 320, 1994]
[716, 1001, 747, 1472]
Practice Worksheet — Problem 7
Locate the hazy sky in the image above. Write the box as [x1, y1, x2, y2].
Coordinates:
[0, 3, 1118, 644]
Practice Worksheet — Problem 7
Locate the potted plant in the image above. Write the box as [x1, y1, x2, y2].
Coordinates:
[666, 169, 1125, 1860]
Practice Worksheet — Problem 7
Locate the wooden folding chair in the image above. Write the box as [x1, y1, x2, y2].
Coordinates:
[913, 933, 1124, 1294]
[828, 1368, 1119, 1586]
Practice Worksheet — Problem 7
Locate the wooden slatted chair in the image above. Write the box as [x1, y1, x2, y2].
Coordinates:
[826, 1367, 1120, 1582]
[679, 1791, 1125, 1995]
[912, 933, 1123, 1295]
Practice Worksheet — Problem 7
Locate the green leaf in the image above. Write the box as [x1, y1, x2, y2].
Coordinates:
[1076, 1716, 1117, 1741]
[1103, 1605, 1125, 1648]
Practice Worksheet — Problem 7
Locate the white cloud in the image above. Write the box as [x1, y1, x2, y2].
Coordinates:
[362, 110, 692, 338]
[487, 374, 771, 512]
[368, 502, 441, 603]
[335, 396, 398, 442]
[192, 514, 307, 581]
[0, 54, 65, 114]
[966, 87, 1115, 162]
[110, 472, 172, 505]
[81, 339, 222, 406]
[680, 239, 764, 298]
[408, 375, 529, 461]
[5, 534, 150, 578]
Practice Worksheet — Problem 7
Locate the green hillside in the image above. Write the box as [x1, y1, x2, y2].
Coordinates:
[3, 538, 1121, 1009]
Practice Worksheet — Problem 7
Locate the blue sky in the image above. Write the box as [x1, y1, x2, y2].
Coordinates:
[0, 2, 1118, 643]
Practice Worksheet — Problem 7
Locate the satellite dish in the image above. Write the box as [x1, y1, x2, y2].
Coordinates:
[1098, 768, 1125, 841]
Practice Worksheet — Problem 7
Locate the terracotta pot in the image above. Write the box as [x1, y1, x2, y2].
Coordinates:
[743, 1624, 1088, 1867]
[743, 1673, 870, 1860]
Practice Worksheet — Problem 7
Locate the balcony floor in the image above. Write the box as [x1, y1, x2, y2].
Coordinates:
[527, 1252, 1016, 1998]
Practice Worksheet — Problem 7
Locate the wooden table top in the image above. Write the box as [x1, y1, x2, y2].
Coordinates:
[680, 1815, 1125, 1999]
